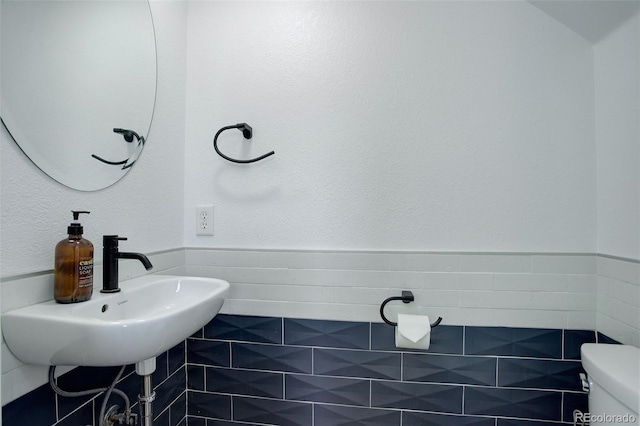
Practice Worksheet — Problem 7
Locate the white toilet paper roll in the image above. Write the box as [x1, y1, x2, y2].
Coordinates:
[395, 314, 431, 349]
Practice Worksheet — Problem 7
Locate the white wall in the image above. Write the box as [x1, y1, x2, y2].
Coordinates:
[184, 1, 596, 253]
[0, 0, 188, 278]
[595, 13, 640, 261]
[0, 0, 188, 406]
[593, 13, 640, 347]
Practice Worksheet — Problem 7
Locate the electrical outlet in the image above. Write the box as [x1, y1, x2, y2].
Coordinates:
[196, 205, 214, 236]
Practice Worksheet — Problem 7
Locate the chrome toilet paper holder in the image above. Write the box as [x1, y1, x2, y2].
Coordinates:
[379, 291, 443, 328]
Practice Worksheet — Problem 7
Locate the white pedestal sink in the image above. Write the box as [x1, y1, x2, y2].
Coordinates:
[2, 275, 229, 367]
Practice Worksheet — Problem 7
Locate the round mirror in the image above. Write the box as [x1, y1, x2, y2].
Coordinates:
[1, 0, 157, 191]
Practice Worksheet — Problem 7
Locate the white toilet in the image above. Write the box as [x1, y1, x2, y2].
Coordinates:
[580, 343, 640, 426]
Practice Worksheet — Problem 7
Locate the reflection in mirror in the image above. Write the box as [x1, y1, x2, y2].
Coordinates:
[1, 0, 157, 191]
[92, 128, 146, 170]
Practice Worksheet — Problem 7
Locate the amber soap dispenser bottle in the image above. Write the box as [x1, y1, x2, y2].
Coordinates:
[54, 211, 94, 303]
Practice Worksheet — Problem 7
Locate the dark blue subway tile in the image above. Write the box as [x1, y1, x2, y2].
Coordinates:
[284, 318, 369, 349]
[232, 342, 312, 373]
[314, 348, 401, 380]
[56, 365, 126, 419]
[153, 407, 171, 426]
[314, 403, 401, 426]
[56, 401, 94, 426]
[207, 420, 257, 426]
[465, 327, 562, 359]
[206, 367, 283, 398]
[3, 314, 601, 426]
[56, 390, 93, 421]
[170, 391, 187, 425]
[187, 391, 231, 420]
[563, 392, 589, 423]
[371, 380, 463, 413]
[564, 330, 596, 360]
[153, 351, 170, 385]
[2, 382, 56, 426]
[59, 365, 127, 391]
[204, 314, 282, 344]
[187, 417, 206, 426]
[597, 332, 620, 345]
[285, 374, 370, 406]
[371, 322, 463, 354]
[191, 327, 204, 338]
[233, 396, 312, 426]
[497, 420, 562, 426]
[498, 358, 583, 391]
[155, 369, 186, 413]
[187, 339, 230, 366]
[403, 411, 496, 426]
[403, 353, 496, 386]
[120, 370, 146, 410]
[465, 387, 562, 421]
[187, 365, 205, 391]
[169, 340, 186, 374]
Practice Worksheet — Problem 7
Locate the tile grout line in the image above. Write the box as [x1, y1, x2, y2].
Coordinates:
[461, 385, 465, 415]
[281, 316, 285, 345]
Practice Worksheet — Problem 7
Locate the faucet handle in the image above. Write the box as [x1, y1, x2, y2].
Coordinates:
[103, 235, 128, 250]
[103, 235, 128, 240]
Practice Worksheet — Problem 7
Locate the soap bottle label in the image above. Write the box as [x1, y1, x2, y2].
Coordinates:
[78, 258, 93, 288]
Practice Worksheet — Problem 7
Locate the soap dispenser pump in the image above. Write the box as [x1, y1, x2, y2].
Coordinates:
[54, 210, 94, 303]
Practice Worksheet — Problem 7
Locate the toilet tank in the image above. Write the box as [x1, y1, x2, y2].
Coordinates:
[581, 343, 639, 426]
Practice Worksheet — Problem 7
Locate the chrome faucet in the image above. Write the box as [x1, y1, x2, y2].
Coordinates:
[102, 235, 153, 293]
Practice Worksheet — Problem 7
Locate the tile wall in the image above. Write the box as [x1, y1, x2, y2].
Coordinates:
[186, 249, 599, 330]
[596, 256, 640, 347]
[185, 313, 609, 426]
[0, 312, 621, 426]
[2, 249, 637, 426]
[2, 342, 187, 426]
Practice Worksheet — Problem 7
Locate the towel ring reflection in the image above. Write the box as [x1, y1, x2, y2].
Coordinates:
[213, 123, 274, 164]
[380, 291, 442, 328]
[92, 128, 145, 170]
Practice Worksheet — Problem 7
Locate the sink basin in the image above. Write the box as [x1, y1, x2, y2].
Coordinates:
[2, 275, 229, 367]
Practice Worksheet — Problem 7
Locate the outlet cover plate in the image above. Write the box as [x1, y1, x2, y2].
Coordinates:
[196, 205, 214, 236]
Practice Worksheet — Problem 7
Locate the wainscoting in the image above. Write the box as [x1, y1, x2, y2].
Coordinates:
[3, 248, 635, 425]
[0, 311, 621, 426]
[185, 314, 616, 426]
